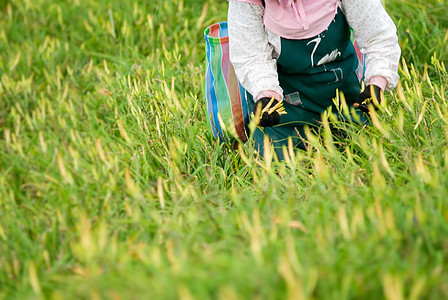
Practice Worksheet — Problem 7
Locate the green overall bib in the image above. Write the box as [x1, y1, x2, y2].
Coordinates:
[248, 8, 366, 160]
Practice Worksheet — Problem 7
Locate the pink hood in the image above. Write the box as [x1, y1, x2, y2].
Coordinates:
[232, 0, 339, 39]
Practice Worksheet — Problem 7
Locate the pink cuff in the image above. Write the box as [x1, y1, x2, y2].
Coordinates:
[255, 90, 283, 101]
[228, 0, 263, 5]
[368, 76, 388, 91]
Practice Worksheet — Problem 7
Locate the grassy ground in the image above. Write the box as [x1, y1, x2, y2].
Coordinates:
[1, 0, 448, 298]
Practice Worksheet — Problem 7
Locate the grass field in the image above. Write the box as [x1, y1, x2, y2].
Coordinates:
[1, 0, 448, 298]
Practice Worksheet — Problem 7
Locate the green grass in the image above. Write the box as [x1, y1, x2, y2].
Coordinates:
[1, 0, 448, 299]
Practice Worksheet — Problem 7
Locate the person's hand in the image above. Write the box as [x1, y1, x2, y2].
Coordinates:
[354, 84, 383, 113]
[255, 97, 281, 127]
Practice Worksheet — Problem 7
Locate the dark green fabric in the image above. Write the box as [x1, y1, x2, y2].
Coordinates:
[249, 8, 367, 160]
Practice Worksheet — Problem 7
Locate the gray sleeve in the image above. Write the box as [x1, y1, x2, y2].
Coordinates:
[228, 1, 283, 100]
[342, 0, 401, 91]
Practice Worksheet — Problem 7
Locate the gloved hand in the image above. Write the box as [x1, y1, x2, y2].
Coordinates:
[256, 97, 281, 127]
[354, 84, 383, 113]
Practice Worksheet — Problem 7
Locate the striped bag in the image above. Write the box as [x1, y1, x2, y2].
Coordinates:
[204, 22, 250, 143]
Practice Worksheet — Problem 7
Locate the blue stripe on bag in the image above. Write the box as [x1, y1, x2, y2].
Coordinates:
[204, 22, 250, 143]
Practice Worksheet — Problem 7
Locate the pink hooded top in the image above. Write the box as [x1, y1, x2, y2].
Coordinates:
[232, 0, 339, 40]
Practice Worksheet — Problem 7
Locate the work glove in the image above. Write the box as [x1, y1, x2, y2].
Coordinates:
[256, 97, 281, 127]
[354, 84, 383, 114]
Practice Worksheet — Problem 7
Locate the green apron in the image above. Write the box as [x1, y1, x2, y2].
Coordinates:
[248, 8, 366, 160]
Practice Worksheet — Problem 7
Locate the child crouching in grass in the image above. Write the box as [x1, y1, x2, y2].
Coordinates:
[228, 0, 400, 160]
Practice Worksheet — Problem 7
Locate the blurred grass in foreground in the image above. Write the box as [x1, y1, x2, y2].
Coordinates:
[0, 0, 448, 299]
